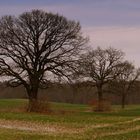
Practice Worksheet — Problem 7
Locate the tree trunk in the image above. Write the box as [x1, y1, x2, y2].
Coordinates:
[97, 84, 103, 111]
[27, 87, 38, 112]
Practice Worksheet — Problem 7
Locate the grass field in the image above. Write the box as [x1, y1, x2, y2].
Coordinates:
[0, 99, 140, 139]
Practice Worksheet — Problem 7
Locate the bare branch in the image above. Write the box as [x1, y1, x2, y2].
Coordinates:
[0, 9, 87, 105]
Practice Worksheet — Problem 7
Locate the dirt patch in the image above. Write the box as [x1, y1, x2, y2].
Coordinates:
[0, 117, 140, 136]
[98, 125, 140, 138]
[92, 117, 140, 139]
[0, 119, 83, 134]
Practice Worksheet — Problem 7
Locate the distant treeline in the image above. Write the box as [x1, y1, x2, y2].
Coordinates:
[0, 81, 140, 105]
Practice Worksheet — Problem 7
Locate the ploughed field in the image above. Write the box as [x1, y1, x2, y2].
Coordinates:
[0, 99, 140, 139]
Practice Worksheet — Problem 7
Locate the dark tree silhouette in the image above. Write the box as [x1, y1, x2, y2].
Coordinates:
[109, 62, 140, 109]
[78, 47, 125, 111]
[0, 10, 87, 111]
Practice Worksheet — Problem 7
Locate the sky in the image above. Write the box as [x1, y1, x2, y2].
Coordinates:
[0, 0, 140, 66]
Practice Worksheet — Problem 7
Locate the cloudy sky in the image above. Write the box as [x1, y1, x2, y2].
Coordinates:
[0, 0, 140, 66]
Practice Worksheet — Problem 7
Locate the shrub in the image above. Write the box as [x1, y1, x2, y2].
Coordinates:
[89, 98, 111, 112]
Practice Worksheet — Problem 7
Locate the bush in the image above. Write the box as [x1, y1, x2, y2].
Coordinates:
[89, 99, 111, 112]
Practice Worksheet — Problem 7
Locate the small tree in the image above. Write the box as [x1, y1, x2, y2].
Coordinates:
[0, 10, 87, 112]
[78, 47, 125, 111]
[109, 62, 140, 109]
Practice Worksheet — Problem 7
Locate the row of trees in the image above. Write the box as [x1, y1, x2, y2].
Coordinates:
[77, 48, 140, 110]
[0, 9, 139, 112]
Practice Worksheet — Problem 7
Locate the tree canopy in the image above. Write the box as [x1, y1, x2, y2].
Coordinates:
[78, 47, 126, 111]
[0, 10, 87, 111]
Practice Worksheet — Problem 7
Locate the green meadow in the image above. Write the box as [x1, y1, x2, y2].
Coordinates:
[0, 99, 139, 140]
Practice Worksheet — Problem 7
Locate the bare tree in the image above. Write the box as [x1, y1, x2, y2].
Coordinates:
[109, 62, 140, 109]
[78, 47, 125, 111]
[0, 10, 87, 112]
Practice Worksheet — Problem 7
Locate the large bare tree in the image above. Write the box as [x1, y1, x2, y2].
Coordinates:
[0, 10, 87, 111]
[78, 47, 125, 111]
